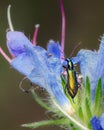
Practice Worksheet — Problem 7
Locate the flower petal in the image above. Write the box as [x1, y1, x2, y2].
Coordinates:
[99, 113, 104, 129]
[47, 40, 61, 58]
[11, 45, 48, 86]
[95, 35, 104, 92]
[10, 39, 73, 112]
[72, 36, 104, 98]
[72, 49, 99, 98]
[7, 31, 33, 56]
[90, 116, 104, 130]
[11, 52, 35, 76]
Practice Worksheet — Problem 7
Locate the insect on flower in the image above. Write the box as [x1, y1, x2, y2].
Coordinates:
[0, 0, 92, 130]
[62, 58, 79, 98]
[61, 41, 81, 99]
[58, 0, 80, 99]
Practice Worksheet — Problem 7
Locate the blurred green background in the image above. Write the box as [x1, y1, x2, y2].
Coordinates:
[0, 0, 104, 130]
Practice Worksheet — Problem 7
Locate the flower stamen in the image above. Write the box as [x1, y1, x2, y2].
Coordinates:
[32, 24, 40, 46]
[0, 47, 12, 62]
[7, 5, 14, 31]
[59, 0, 66, 59]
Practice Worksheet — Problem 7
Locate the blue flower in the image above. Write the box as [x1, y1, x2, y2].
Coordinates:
[1, 30, 74, 114]
[72, 35, 104, 98]
[90, 114, 104, 130]
[1, 1, 104, 130]
[71, 36, 104, 130]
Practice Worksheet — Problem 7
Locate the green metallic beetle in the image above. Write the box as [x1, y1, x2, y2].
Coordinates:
[62, 58, 79, 98]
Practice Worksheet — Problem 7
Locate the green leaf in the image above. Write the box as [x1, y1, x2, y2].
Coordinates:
[93, 78, 102, 115]
[22, 118, 69, 129]
[31, 89, 51, 110]
[78, 107, 84, 121]
[73, 128, 79, 130]
[84, 98, 92, 127]
[85, 76, 91, 100]
[61, 75, 66, 88]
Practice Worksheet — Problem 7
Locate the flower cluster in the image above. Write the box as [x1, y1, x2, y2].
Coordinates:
[0, 0, 104, 130]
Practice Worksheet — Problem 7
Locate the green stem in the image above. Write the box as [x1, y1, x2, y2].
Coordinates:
[22, 118, 68, 128]
[31, 89, 51, 110]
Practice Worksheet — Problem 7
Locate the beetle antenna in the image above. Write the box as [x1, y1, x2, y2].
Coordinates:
[70, 42, 81, 57]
